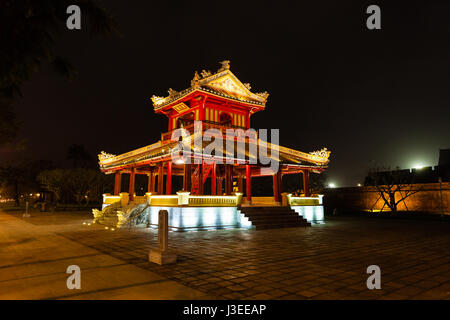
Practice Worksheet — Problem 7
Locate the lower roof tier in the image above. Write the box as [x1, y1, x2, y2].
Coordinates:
[98, 136, 330, 175]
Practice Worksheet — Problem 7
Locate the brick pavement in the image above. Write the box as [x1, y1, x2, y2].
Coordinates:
[56, 214, 450, 300]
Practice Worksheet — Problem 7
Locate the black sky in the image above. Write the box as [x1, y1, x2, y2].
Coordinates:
[5, 0, 450, 186]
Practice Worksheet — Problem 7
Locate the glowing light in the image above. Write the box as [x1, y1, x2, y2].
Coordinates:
[104, 226, 109, 230]
[175, 159, 185, 164]
[412, 163, 425, 169]
[357, 183, 362, 187]
[291, 205, 324, 224]
[328, 183, 336, 188]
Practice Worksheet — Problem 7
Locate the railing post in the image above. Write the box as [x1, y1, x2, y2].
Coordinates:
[119, 192, 129, 206]
[177, 191, 190, 206]
[145, 192, 152, 205]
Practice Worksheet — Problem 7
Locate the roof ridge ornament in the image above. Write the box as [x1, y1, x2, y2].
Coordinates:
[98, 151, 116, 161]
[310, 148, 331, 160]
[167, 88, 178, 97]
[191, 71, 200, 87]
[255, 91, 269, 100]
[151, 95, 165, 104]
[200, 70, 212, 78]
[218, 60, 230, 72]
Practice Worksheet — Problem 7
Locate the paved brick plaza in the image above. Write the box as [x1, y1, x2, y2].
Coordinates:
[1, 210, 449, 299]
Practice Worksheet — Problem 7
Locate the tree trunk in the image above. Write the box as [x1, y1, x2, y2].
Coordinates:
[389, 192, 397, 213]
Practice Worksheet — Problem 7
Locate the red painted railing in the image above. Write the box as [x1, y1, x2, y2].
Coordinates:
[161, 121, 254, 142]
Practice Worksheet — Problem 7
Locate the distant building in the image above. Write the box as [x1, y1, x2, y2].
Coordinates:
[439, 148, 450, 166]
[364, 149, 450, 185]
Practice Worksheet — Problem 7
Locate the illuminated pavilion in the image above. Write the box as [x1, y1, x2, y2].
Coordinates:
[98, 61, 330, 230]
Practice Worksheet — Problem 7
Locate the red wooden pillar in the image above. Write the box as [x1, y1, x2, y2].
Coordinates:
[129, 168, 136, 201]
[217, 177, 223, 195]
[148, 170, 155, 193]
[183, 164, 191, 191]
[114, 172, 121, 195]
[238, 175, 243, 193]
[273, 174, 279, 203]
[198, 164, 204, 195]
[303, 170, 311, 197]
[166, 161, 172, 195]
[278, 170, 283, 195]
[212, 162, 217, 195]
[157, 163, 164, 194]
[246, 165, 252, 201]
[225, 165, 233, 195]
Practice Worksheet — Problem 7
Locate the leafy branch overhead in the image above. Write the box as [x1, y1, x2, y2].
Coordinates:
[0, 0, 119, 98]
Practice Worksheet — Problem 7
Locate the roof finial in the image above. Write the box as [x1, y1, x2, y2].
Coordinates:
[191, 71, 200, 87]
[218, 60, 230, 72]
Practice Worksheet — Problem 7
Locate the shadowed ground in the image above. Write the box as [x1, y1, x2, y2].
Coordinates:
[1, 209, 449, 300]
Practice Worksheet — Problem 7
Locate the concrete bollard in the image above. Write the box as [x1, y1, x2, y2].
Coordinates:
[23, 201, 31, 218]
[149, 210, 177, 265]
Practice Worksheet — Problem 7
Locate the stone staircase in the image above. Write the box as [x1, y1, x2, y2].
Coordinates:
[238, 206, 311, 230]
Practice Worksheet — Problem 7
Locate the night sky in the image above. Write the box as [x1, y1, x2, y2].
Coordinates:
[5, 0, 450, 186]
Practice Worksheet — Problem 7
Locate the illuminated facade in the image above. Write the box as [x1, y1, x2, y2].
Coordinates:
[98, 61, 330, 229]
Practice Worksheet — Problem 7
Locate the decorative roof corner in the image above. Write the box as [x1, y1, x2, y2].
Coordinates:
[309, 148, 331, 162]
[151, 95, 165, 104]
[98, 151, 116, 162]
[255, 91, 269, 101]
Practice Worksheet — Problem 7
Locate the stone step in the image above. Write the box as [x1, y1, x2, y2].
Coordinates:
[239, 206, 310, 230]
[241, 206, 292, 211]
[245, 215, 303, 222]
[255, 221, 311, 230]
[243, 211, 297, 216]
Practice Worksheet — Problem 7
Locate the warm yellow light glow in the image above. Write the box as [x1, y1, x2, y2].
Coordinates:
[357, 183, 362, 187]
[175, 159, 185, 164]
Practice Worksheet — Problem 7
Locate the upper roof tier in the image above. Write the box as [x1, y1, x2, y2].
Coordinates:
[151, 61, 269, 111]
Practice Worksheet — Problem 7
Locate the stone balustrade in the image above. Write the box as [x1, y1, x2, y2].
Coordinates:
[102, 192, 243, 208]
[285, 193, 322, 206]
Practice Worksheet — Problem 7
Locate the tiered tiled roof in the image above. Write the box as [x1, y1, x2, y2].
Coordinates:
[151, 61, 269, 110]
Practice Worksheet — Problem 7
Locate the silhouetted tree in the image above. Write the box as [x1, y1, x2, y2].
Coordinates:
[0, 160, 53, 205]
[0, 165, 27, 205]
[367, 166, 422, 213]
[0, 0, 118, 147]
[37, 169, 68, 205]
